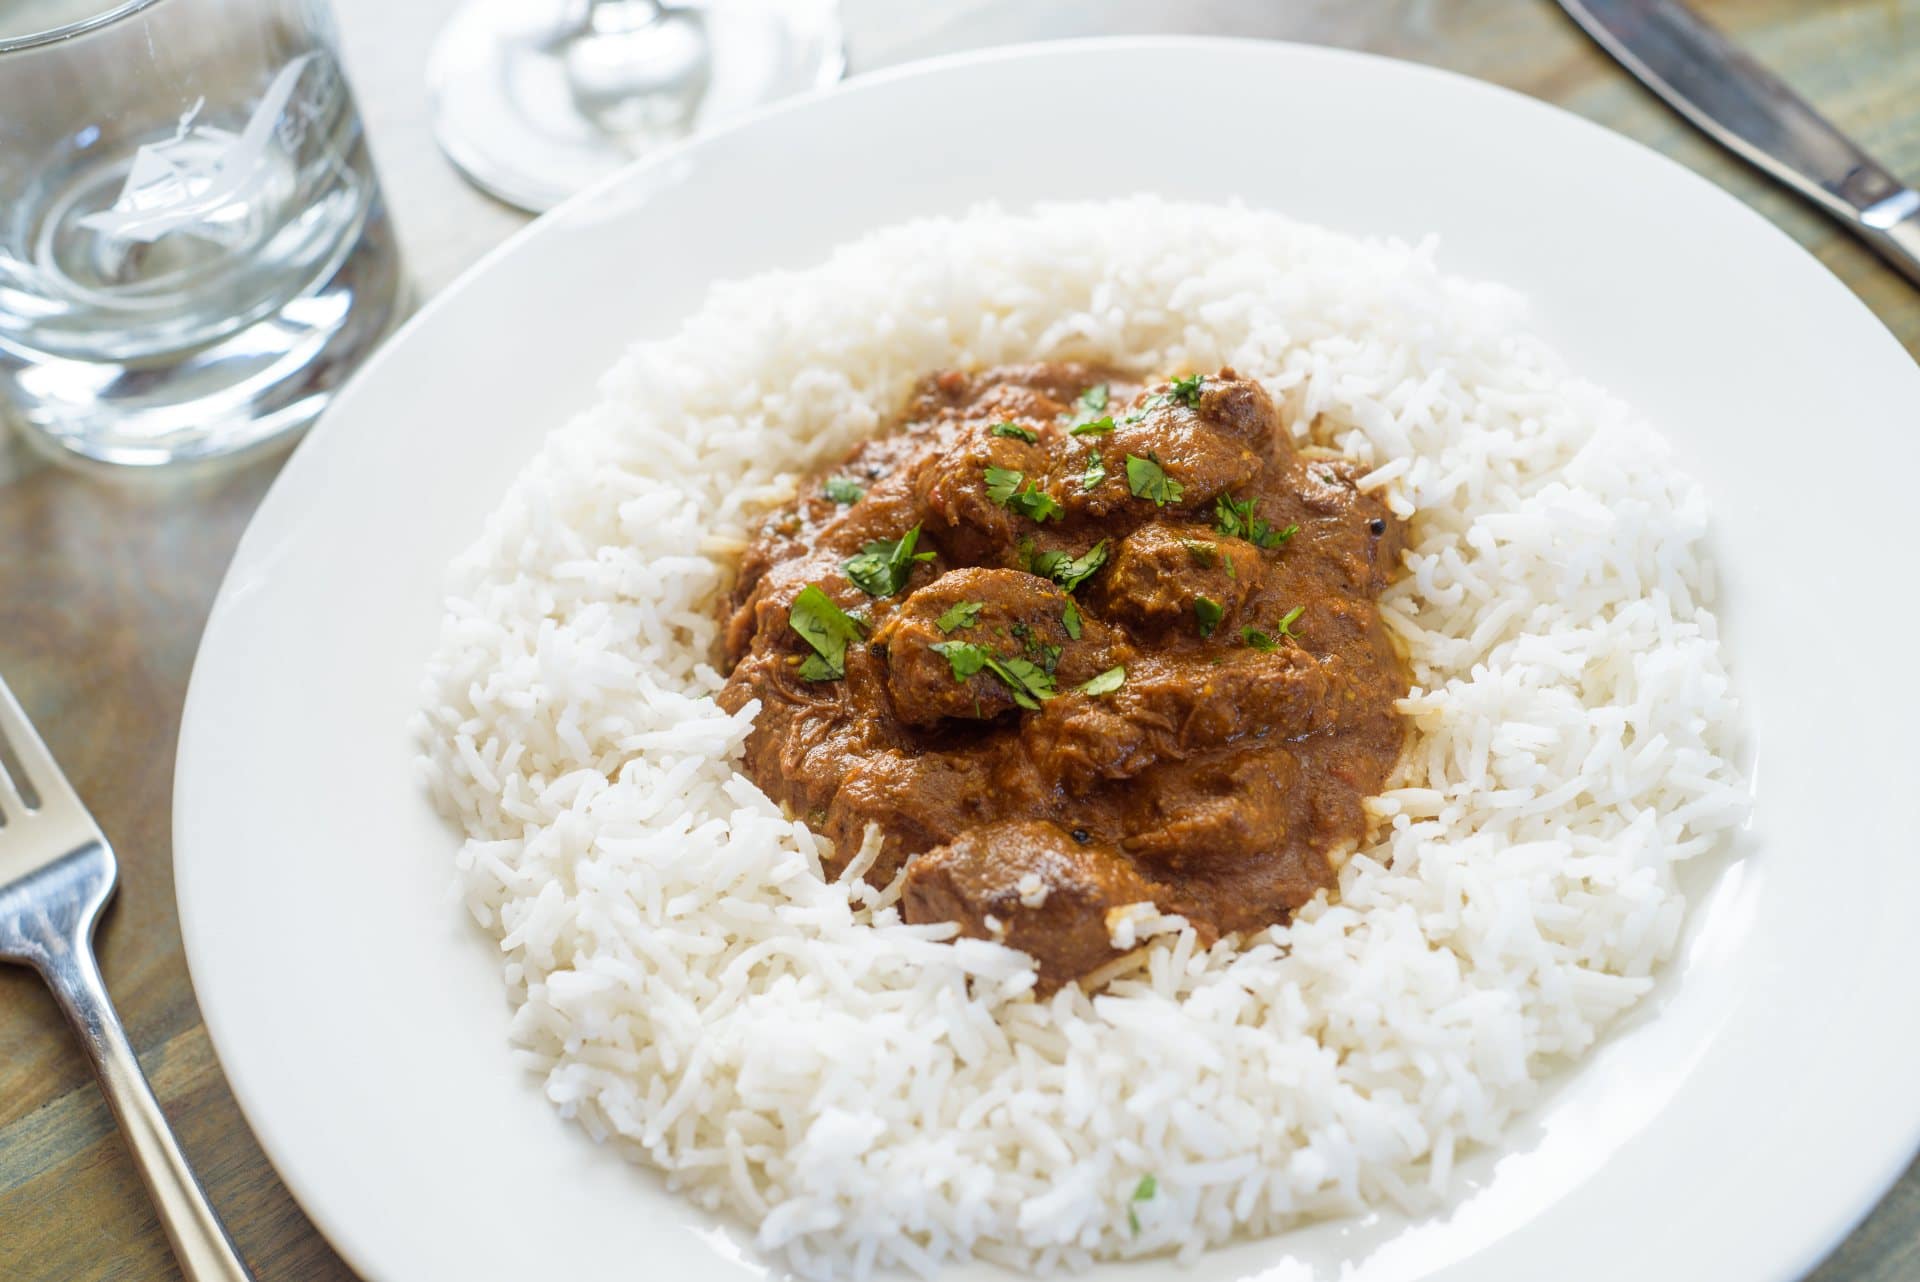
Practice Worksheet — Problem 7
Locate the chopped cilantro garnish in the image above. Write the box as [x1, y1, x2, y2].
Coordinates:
[1194, 596, 1224, 638]
[1080, 450, 1107, 492]
[1184, 540, 1218, 567]
[1127, 1173, 1157, 1233]
[984, 466, 1062, 522]
[935, 600, 983, 634]
[1069, 416, 1115, 437]
[1214, 493, 1298, 550]
[1213, 494, 1254, 538]
[842, 523, 935, 597]
[788, 585, 864, 680]
[1168, 373, 1205, 407]
[930, 641, 1057, 709]
[929, 639, 987, 680]
[1009, 622, 1062, 673]
[822, 475, 864, 505]
[1008, 483, 1063, 523]
[795, 655, 839, 681]
[990, 421, 1039, 443]
[1065, 383, 1112, 430]
[984, 465, 1025, 505]
[1245, 606, 1304, 651]
[1028, 539, 1108, 592]
[1125, 454, 1185, 506]
[1077, 666, 1125, 696]
[1222, 500, 1294, 548]
[1062, 600, 1082, 640]
[990, 653, 1057, 708]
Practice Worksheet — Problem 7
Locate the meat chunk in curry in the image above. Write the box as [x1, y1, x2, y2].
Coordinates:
[717, 364, 1409, 992]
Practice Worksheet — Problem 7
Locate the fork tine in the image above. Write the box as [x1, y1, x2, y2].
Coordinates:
[0, 735, 23, 826]
[0, 673, 86, 829]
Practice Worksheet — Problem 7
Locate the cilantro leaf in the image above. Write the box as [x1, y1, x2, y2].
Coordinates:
[1065, 382, 1112, 430]
[1125, 454, 1185, 506]
[788, 585, 865, 680]
[1265, 522, 1301, 550]
[1069, 416, 1115, 437]
[1062, 600, 1082, 640]
[990, 422, 1039, 443]
[1127, 1171, 1157, 1233]
[1168, 374, 1204, 407]
[822, 475, 864, 505]
[1194, 596, 1224, 638]
[1079, 450, 1107, 492]
[929, 640, 988, 680]
[1244, 606, 1304, 652]
[984, 465, 1025, 505]
[928, 641, 1057, 709]
[984, 466, 1062, 523]
[1007, 482, 1063, 523]
[935, 600, 983, 634]
[1214, 492, 1298, 550]
[986, 653, 1057, 708]
[795, 653, 840, 680]
[1213, 493, 1254, 538]
[1028, 539, 1108, 592]
[1008, 622, 1063, 673]
[842, 523, 935, 597]
[1077, 666, 1125, 696]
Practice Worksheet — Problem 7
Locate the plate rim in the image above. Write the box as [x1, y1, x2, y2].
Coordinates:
[174, 33, 1920, 1282]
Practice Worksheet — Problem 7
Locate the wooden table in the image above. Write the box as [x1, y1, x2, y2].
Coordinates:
[1, 1, 1915, 1277]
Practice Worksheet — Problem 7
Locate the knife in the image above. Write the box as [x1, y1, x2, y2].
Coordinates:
[1557, 0, 1920, 287]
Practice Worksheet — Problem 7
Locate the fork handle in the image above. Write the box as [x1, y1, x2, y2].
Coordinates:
[42, 934, 254, 1282]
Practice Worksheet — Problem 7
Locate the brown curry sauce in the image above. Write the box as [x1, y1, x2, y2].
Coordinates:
[718, 364, 1409, 991]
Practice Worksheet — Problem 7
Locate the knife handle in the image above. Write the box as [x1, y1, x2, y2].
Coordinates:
[1857, 193, 1920, 289]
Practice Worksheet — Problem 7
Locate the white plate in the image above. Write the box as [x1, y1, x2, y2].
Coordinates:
[176, 38, 1920, 1282]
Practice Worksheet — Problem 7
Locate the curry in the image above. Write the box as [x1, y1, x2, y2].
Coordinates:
[718, 364, 1409, 990]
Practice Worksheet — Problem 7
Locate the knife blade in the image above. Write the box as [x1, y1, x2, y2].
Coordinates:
[1557, 0, 1920, 286]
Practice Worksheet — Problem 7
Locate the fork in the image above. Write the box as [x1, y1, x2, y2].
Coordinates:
[0, 675, 252, 1281]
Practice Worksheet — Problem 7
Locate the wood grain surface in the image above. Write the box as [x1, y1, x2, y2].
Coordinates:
[1, 1, 1915, 1278]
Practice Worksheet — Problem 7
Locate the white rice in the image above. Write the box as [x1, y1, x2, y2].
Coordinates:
[416, 198, 1747, 1278]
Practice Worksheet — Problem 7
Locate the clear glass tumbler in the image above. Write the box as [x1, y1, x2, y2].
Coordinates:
[0, 0, 405, 467]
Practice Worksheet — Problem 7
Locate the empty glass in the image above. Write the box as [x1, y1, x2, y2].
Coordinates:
[428, 0, 844, 213]
[0, 0, 405, 467]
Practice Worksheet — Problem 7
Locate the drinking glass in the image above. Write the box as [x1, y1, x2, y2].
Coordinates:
[0, 0, 406, 467]
[429, 0, 844, 213]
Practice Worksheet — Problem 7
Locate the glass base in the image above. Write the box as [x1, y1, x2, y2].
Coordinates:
[428, 0, 845, 213]
[0, 200, 407, 469]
